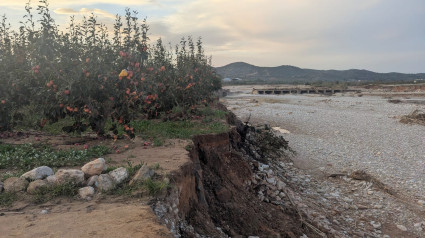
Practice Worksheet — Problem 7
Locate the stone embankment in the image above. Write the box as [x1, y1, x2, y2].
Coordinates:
[1, 158, 156, 200]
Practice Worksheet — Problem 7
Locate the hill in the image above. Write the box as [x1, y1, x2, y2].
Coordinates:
[216, 62, 425, 84]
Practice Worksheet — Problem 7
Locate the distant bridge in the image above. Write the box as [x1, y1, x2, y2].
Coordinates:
[252, 87, 358, 95]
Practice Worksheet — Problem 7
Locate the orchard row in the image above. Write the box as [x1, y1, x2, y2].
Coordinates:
[0, 0, 221, 137]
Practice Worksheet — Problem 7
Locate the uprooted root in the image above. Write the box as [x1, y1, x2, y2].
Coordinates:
[400, 109, 425, 126]
[350, 170, 397, 196]
[329, 170, 397, 197]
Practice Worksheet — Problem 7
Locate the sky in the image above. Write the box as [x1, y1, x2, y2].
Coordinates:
[1, 0, 424, 73]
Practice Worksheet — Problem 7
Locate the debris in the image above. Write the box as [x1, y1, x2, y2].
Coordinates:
[400, 109, 425, 126]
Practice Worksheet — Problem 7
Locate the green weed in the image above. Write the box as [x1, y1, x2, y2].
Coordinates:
[0, 171, 24, 181]
[0, 192, 17, 207]
[143, 178, 169, 196]
[32, 182, 79, 204]
[131, 119, 229, 144]
[0, 144, 110, 170]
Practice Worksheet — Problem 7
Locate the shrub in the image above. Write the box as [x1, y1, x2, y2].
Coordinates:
[0, 0, 221, 136]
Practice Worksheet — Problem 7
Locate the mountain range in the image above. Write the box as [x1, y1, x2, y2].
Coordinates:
[215, 62, 425, 83]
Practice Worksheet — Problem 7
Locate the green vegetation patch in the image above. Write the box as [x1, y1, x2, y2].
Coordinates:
[107, 162, 168, 197]
[32, 182, 79, 204]
[0, 144, 110, 170]
[131, 118, 228, 146]
[0, 192, 17, 207]
[143, 178, 169, 196]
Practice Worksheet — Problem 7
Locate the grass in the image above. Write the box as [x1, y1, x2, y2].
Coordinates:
[42, 118, 77, 135]
[143, 178, 169, 196]
[131, 119, 228, 146]
[196, 107, 227, 123]
[150, 163, 160, 170]
[0, 144, 110, 170]
[32, 182, 79, 204]
[106, 162, 169, 197]
[13, 106, 228, 145]
[0, 192, 17, 207]
[127, 106, 229, 146]
[1, 171, 25, 181]
[106, 162, 145, 196]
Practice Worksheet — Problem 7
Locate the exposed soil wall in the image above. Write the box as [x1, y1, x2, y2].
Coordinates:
[152, 110, 318, 237]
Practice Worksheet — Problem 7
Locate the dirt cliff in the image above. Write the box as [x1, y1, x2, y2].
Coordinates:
[153, 111, 317, 237]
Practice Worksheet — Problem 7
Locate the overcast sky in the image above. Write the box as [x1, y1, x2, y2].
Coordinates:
[1, 0, 424, 73]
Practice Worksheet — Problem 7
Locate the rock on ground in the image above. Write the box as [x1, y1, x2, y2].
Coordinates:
[55, 169, 85, 184]
[81, 158, 107, 177]
[78, 186, 95, 200]
[4, 177, 29, 192]
[21, 166, 53, 180]
[86, 175, 98, 186]
[95, 174, 115, 191]
[396, 224, 407, 232]
[27, 180, 49, 194]
[109, 167, 128, 184]
[45, 175, 58, 185]
[129, 165, 155, 185]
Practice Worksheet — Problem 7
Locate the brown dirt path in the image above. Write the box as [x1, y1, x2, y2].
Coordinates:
[0, 200, 171, 238]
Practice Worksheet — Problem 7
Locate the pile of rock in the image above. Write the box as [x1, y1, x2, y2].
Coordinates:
[251, 162, 287, 204]
[0, 158, 155, 200]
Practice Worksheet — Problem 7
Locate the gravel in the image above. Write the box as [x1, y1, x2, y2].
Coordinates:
[223, 93, 425, 199]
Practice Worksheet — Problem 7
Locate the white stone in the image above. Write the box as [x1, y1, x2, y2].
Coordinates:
[258, 163, 269, 172]
[417, 200, 425, 206]
[370, 221, 381, 229]
[266, 177, 276, 185]
[21, 166, 53, 180]
[414, 223, 423, 231]
[55, 169, 85, 184]
[4, 177, 29, 192]
[45, 175, 58, 184]
[27, 180, 49, 194]
[109, 167, 128, 184]
[40, 209, 49, 215]
[86, 175, 98, 186]
[277, 181, 286, 190]
[81, 158, 107, 177]
[413, 223, 422, 228]
[95, 174, 115, 191]
[396, 224, 407, 232]
[78, 186, 95, 200]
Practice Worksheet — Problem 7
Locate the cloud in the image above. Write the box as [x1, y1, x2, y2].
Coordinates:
[154, 0, 424, 72]
[1, 0, 423, 72]
[54, 8, 116, 19]
[0, 0, 155, 8]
